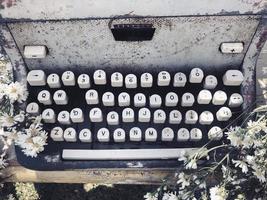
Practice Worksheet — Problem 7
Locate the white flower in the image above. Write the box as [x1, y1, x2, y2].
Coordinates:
[247, 120, 264, 135]
[245, 155, 255, 165]
[177, 172, 190, 189]
[144, 192, 158, 200]
[252, 167, 266, 183]
[0, 156, 8, 168]
[0, 113, 15, 127]
[225, 128, 243, 147]
[232, 159, 249, 174]
[209, 185, 228, 200]
[235, 194, 246, 200]
[5, 81, 28, 103]
[185, 159, 197, 169]
[15, 125, 47, 157]
[178, 150, 188, 163]
[0, 83, 6, 100]
[162, 192, 178, 200]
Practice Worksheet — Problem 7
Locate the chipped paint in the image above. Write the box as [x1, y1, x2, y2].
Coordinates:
[0, 0, 266, 21]
[8, 15, 260, 70]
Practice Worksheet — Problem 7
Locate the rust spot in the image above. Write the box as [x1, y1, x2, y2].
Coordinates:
[0, 0, 17, 8]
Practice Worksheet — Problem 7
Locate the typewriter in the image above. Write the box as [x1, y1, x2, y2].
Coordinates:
[0, 0, 266, 170]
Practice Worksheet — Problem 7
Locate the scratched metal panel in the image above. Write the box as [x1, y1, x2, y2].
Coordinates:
[8, 15, 260, 70]
[0, 0, 266, 21]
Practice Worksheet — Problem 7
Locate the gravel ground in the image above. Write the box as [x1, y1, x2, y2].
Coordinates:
[0, 183, 157, 200]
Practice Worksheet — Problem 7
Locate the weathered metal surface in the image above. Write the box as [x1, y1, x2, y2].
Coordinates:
[0, 0, 266, 21]
[255, 18, 267, 106]
[8, 15, 260, 71]
[0, 24, 27, 83]
[241, 16, 267, 108]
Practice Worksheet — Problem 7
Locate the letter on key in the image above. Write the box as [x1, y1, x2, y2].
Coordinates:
[79, 129, 92, 142]
[63, 127, 77, 142]
[50, 127, 64, 141]
[54, 90, 68, 105]
[42, 109, 56, 123]
[70, 108, 84, 123]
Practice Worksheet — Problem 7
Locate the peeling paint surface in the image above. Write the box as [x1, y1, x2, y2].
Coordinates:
[8, 16, 260, 71]
[0, 0, 266, 21]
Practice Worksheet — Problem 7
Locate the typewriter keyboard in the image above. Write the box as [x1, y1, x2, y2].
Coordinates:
[25, 68, 244, 160]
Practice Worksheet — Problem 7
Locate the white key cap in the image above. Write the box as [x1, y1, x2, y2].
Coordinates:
[122, 108, 134, 122]
[50, 127, 64, 141]
[145, 128, 157, 142]
[118, 92, 130, 107]
[134, 93, 146, 107]
[37, 90, 52, 105]
[149, 94, 162, 108]
[173, 72, 187, 87]
[177, 128, 190, 141]
[181, 93, 195, 107]
[97, 128, 110, 142]
[161, 127, 174, 141]
[125, 74, 137, 88]
[94, 70, 106, 85]
[107, 111, 119, 125]
[62, 71, 75, 86]
[64, 127, 77, 142]
[85, 89, 99, 104]
[24, 45, 47, 59]
[158, 71, 171, 86]
[204, 75, 217, 89]
[113, 128, 126, 142]
[111, 72, 123, 87]
[223, 70, 244, 86]
[212, 90, 227, 105]
[26, 102, 40, 115]
[77, 74, 90, 88]
[185, 110, 198, 124]
[42, 108, 56, 123]
[154, 109, 166, 123]
[129, 127, 142, 141]
[53, 90, 68, 105]
[169, 110, 182, 124]
[165, 92, 178, 106]
[62, 148, 202, 160]
[189, 68, 204, 83]
[27, 70, 46, 86]
[197, 89, 212, 104]
[70, 108, 84, 123]
[102, 92, 115, 106]
[190, 128, 202, 141]
[138, 108, 151, 122]
[47, 73, 61, 88]
[58, 111, 70, 124]
[216, 107, 232, 121]
[141, 73, 153, 87]
[199, 111, 214, 125]
[89, 108, 103, 122]
[79, 129, 92, 142]
[208, 126, 223, 140]
[229, 93, 243, 107]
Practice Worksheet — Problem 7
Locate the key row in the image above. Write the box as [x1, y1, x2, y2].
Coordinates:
[51, 126, 223, 143]
[35, 89, 243, 108]
[27, 69, 244, 88]
[40, 107, 232, 125]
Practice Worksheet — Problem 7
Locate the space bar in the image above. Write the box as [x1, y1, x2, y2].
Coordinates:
[62, 148, 200, 160]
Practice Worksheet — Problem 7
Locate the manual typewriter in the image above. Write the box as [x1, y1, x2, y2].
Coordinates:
[0, 0, 266, 170]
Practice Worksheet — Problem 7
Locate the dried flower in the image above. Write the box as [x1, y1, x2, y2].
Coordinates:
[5, 81, 28, 103]
[209, 185, 228, 200]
